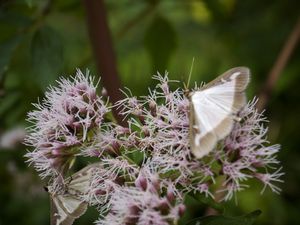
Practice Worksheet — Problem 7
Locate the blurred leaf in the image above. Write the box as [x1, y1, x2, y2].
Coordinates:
[0, 12, 32, 37]
[190, 1, 212, 23]
[25, 0, 46, 8]
[54, 0, 82, 11]
[222, 0, 236, 13]
[25, 0, 33, 7]
[202, 0, 232, 21]
[0, 92, 20, 117]
[186, 210, 261, 225]
[31, 26, 63, 88]
[0, 35, 23, 77]
[144, 15, 177, 73]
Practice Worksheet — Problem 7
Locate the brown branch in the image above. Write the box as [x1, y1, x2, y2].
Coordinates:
[79, 1, 158, 74]
[257, 16, 300, 111]
[82, 0, 126, 126]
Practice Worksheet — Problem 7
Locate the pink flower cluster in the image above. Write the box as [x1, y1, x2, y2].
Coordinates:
[97, 169, 185, 225]
[25, 70, 283, 224]
[25, 70, 109, 178]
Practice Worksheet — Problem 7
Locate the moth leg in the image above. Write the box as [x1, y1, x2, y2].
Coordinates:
[192, 125, 200, 134]
[232, 114, 242, 122]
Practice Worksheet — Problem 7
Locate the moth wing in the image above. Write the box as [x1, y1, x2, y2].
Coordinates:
[50, 195, 64, 225]
[66, 163, 99, 194]
[190, 67, 250, 158]
[58, 195, 88, 219]
[50, 163, 100, 225]
[50, 194, 88, 225]
[201, 67, 250, 92]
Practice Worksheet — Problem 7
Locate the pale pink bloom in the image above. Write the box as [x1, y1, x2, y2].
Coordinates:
[118, 74, 197, 186]
[220, 98, 283, 197]
[97, 170, 184, 225]
[254, 167, 284, 194]
[117, 74, 282, 201]
[218, 182, 249, 202]
[101, 156, 139, 180]
[86, 156, 139, 207]
[85, 167, 118, 207]
[221, 159, 253, 186]
[196, 183, 214, 198]
[81, 124, 120, 157]
[25, 69, 109, 178]
[25, 71, 283, 225]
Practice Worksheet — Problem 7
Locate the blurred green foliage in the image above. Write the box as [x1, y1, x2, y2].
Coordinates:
[185, 210, 261, 225]
[0, 0, 300, 224]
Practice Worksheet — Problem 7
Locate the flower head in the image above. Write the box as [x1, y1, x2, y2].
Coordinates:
[97, 169, 184, 225]
[25, 70, 283, 225]
[25, 69, 109, 178]
[219, 98, 283, 197]
[116, 74, 283, 201]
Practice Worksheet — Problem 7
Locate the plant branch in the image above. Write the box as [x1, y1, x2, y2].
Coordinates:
[78, 2, 157, 72]
[257, 16, 300, 111]
[82, 0, 126, 126]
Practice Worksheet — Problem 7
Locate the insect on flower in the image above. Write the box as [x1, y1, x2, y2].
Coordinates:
[46, 163, 99, 225]
[188, 67, 250, 158]
[25, 68, 283, 225]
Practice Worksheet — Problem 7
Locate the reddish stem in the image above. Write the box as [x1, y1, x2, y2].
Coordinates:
[258, 16, 300, 111]
[82, 0, 126, 126]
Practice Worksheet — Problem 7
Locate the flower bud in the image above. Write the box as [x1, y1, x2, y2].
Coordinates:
[135, 174, 148, 191]
[167, 186, 176, 203]
[101, 87, 108, 97]
[178, 204, 186, 217]
[158, 198, 170, 214]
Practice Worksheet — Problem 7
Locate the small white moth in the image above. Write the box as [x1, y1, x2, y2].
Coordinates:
[189, 67, 250, 158]
[47, 163, 98, 225]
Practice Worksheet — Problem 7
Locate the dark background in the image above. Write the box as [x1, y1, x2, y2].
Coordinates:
[0, 0, 299, 224]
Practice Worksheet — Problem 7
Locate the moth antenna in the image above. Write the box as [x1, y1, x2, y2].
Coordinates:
[187, 57, 194, 89]
[184, 57, 195, 96]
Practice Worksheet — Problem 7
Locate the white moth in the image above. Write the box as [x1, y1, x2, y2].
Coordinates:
[189, 67, 250, 158]
[47, 163, 98, 225]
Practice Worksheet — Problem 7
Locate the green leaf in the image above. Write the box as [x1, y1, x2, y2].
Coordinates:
[31, 26, 64, 88]
[186, 210, 262, 225]
[0, 35, 23, 76]
[144, 15, 177, 73]
[0, 92, 20, 117]
[125, 150, 144, 166]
